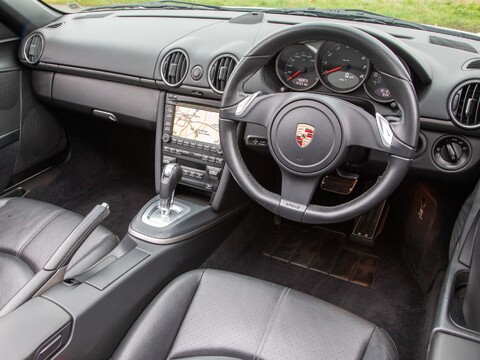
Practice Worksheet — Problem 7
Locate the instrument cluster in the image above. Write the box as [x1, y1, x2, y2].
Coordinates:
[274, 41, 410, 103]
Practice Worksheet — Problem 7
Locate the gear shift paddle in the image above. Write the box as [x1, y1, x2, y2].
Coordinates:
[159, 163, 183, 216]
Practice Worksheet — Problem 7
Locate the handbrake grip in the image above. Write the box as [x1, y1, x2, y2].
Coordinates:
[44, 203, 110, 271]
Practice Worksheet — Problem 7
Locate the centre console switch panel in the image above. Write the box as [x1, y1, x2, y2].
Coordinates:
[162, 94, 224, 192]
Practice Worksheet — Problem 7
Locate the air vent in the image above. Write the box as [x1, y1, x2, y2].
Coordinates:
[45, 22, 64, 29]
[449, 80, 480, 129]
[464, 59, 480, 70]
[208, 55, 238, 94]
[160, 50, 189, 87]
[23, 34, 44, 65]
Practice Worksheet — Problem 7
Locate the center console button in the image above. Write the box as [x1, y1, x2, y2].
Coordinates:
[162, 134, 171, 143]
[184, 141, 190, 147]
[208, 156, 216, 163]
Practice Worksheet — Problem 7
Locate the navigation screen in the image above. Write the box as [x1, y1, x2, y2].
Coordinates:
[172, 104, 220, 145]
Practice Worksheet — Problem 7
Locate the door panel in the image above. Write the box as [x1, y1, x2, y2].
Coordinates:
[0, 21, 67, 193]
[0, 23, 21, 191]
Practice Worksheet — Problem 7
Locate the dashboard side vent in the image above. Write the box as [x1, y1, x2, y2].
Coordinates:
[208, 55, 238, 94]
[45, 22, 64, 29]
[23, 34, 44, 65]
[449, 80, 480, 129]
[464, 59, 480, 70]
[160, 50, 188, 87]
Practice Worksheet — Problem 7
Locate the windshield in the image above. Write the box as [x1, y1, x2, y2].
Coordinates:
[42, 0, 479, 35]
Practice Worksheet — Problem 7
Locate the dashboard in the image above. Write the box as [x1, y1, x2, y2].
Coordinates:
[16, 9, 480, 183]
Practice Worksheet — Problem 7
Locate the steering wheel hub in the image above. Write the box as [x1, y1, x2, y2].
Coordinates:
[270, 100, 342, 174]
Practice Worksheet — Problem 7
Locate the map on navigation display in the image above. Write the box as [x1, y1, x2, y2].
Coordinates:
[172, 104, 220, 145]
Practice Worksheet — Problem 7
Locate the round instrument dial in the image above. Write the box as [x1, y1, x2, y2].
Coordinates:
[317, 41, 370, 93]
[364, 71, 394, 103]
[276, 45, 318, 91]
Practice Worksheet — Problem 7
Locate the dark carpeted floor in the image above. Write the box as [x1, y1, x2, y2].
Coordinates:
[203, 204, 432, 360]
[27, 116, 156, 237]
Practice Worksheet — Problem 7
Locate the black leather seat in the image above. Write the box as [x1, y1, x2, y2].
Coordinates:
[114, 269, 397, 360]
[0, 197, 118, 315]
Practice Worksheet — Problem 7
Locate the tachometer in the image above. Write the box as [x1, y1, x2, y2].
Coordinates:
[317, 41, 370, 93]
[276, 45, 318, 91]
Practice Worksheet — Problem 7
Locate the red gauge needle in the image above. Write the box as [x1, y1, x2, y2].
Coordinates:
[322, 66, 343, 75]
[287, 69, 302, 81]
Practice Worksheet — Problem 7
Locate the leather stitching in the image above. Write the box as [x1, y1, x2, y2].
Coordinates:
[16, 209, 65, 258]
[254, 287, 290, 360]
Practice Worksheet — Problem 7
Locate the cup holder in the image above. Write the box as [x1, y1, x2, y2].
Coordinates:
[450, 271, 469, 328]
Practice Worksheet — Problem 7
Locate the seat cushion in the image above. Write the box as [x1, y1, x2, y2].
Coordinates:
[114, 269, 397, 360]
[0, 197, 118, 310]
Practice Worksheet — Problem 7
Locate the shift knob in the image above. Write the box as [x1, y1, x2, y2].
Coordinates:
[159, 163, 183, 215]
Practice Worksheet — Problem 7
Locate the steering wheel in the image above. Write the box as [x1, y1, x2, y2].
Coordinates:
[219, 23, 419, 224]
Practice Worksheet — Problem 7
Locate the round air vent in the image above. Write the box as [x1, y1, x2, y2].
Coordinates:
[23, 34, 44, 65]
[208, 55, 238, 94]
[160, 49, 189, 87]
[449, 80, 480, 129]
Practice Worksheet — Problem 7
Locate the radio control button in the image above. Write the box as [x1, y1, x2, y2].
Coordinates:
[190, 142, 196, 148]
[208, 156, 216, 163]
[195, 172, 204, 179]
[215, 158, 224, 165]
[204, 145, 210, 151]
[184, 141, 190, 146]
[201, 155, 209, 161]
[196, 143, 203, 149]
[207, 166, 221, 178]
[162, 156, 176, 164]
[162, 133, 171, 143]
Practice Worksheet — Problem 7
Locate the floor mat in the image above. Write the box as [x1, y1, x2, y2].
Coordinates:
[203, 206, 428, 360]
[265, 226, 379, 286]
[26, 116, 156, 237]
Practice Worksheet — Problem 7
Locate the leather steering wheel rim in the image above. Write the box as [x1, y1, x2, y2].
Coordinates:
[219, 23, 420, 223]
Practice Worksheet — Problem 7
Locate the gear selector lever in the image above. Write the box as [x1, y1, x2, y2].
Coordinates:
[159, 163, 183, 215]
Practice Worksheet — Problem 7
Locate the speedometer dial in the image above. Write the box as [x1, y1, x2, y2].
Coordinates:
[317, 41, 370, 93]
[276, 45, 318, 91]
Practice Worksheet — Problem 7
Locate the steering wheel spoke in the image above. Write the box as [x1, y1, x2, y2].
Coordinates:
[220, 92, 281, 127]
[339, 104, 416, 158]
[279, 170, 320, 222]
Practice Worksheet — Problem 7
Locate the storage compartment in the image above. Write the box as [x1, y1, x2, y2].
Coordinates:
[51, 74, 160, 129]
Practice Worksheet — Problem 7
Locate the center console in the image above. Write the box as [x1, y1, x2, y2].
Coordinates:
[161, 94, 224, 192]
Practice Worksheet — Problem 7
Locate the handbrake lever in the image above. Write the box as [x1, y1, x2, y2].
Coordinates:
[0, 203, 111, 317]
[44, 203, 110, 271]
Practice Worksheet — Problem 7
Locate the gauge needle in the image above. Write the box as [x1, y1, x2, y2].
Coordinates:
[287, 69, 302, 81]
[322, 66, 343, 75]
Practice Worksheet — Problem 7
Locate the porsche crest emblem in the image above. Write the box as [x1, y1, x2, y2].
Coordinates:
[296, 124, 315, 148]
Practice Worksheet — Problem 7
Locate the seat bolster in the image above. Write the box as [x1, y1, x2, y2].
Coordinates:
[0, 253, 34, 310]
[362, 327, 398, 360]
[113, 269, 206, 360]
